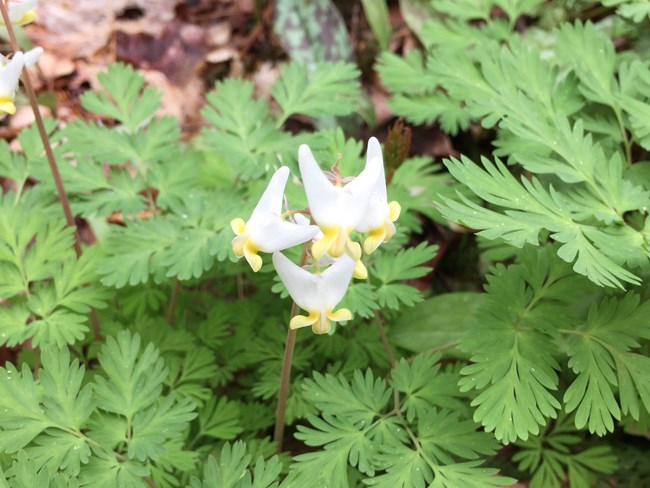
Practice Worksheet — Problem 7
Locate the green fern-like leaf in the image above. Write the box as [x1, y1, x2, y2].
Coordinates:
[564, 293, 650, 435]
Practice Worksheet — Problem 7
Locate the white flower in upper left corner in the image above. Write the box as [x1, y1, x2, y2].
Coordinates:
[231, 166, 320, 272]
[0, 48, 42, 116]
[2, 0, 37, 26]
[273, 251, 355, 335]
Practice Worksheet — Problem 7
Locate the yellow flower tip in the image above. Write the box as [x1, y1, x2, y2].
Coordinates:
[353, 260, 368, 280]
[388, 201, 401, 222]
[0, 98, 16, 115]
[312, 226, 343, 260]
[363, 227, 386, 255]
[290, 311, 319, 330]
[327, 308, 352, 322]
[230, 217, 246, 235]
[345, 239, 362, 261]
[311, 235, 329, 261]
[243, 241, 262, 272]
[231, 235, 246, 258]
[328, 227, 348, 258]
[17, 10, 36, 26]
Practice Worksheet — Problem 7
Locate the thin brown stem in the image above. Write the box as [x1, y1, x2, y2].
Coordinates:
[165, 279, 181, 326]
[374, 310, 396, 369]
[274, 245, 309, 452]
[374, 310, 401, 412]
[0, 1, 102, 340]
[0, 1, 80, 256]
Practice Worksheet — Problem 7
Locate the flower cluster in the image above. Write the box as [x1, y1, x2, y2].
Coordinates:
[231, 138, 400, 334]
[0, 0, 41, 116]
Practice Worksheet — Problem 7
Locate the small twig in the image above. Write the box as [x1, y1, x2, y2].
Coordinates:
[0, 0, 102, 341]
[165, 279, 181, 326]
[274, 245, 309, 452]
[240, 3, 274, 56]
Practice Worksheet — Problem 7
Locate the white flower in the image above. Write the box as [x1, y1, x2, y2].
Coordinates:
[298, 143, 380, 263]
[273, 251, 355, 335]
[0, 52, 24, 115]
[2, 0, 37, 26]
[0, 48, 42, 116]
[23, 47, 43, 67]
[355, 137, 401, 254]
[231, 166, 320, 272]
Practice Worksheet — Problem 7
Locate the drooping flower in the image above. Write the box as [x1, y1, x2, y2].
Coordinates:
[355, 137, 401, 254]
[273, 251, 355, 335]
[2, 0, 37, 26]
[0, 48, 42, 116]
[298, 143, 380, 263]
[231, 166, 320, 272]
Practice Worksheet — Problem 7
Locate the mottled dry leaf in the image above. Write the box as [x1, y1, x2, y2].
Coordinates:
[30, 0, 176, 59]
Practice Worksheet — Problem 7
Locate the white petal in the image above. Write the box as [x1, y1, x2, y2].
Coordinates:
[9, 0, 36, 22]
[23, 47, 43, 67]
[343, 155, 381, 220]
[272, 252, 321, 311]
[365, 137, 388, 200]
[251, 166, 289, 219]
[321, 254, 355, 309]
[294, 213, 324, 239]
[299, 144, 340, 225]
[0, 53, 24, 97]
[366, 137, 383, 168]
[355, 193, 388, 232]
[254, 219, 319, 252]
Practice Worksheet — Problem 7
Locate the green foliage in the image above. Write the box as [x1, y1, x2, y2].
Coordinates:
[272, 62, 361, 124]
[513, 415, 617, 488]
[291, 360, 514, 487]
[602, 0, 650, 22]
[0, 332, 197, 485]
[378, 17, 650, 289]
[361, 0, 392, 50]
[0, 194, 110, 347]
[564, 294, 650, 435]
[188, 441, 282, 488]
[1, 2, 649, 486]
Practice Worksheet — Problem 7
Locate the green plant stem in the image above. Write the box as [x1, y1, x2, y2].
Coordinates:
[274, 245, 309, 452]
[165, 279, 181, 325]
[613, 106, 633, 167]
[373, 310, 401, 411]
[0, 0, 102, 341]
[374, 310, 396, 369]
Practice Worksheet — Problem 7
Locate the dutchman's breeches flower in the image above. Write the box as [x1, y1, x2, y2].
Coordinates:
[231, 166, 320, 272]
[273, 252, 355, 335]
[0, 47, 42, 116]
[2, 0, 37, 26]
[355, 137, 401, 254]
[298, 143, 381, 278]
